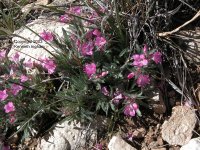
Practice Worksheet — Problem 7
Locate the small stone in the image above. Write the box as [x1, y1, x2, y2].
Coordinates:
[180, 137, 200, 150]
[108, 136, 137, 150]
[161, 106, 196, 145]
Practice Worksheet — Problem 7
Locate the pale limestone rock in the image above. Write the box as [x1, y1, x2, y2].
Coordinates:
[21, 0, 50, 13]
[37, 120, 97, 150]
[108, 136, 137, 150]
[9, 18, 70, 62]
[180, 137, 200, 150]
[161, 106, 196, 146]
[48, 0, 73, 6]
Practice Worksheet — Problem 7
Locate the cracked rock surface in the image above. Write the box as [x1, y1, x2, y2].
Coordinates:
[161, 106, 196, 146]
[36, 120, 97, 150]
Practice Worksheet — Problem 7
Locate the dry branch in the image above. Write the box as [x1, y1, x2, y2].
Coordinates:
[158, 10, 200, 37]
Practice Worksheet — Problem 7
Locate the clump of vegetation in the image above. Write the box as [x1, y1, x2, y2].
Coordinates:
[0, 0, 200, 149]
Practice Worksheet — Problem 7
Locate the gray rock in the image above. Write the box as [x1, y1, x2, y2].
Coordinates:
[36, 120, 97, 150]
[108, 136, 137, 150]
[9, 18, 70, 62]
[180, 137, 200, 150]
[48, 0, 73, 6]
[161, 106, 197, 145]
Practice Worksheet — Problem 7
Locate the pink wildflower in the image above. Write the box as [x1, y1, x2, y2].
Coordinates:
[20, 75, 29, 82]
[81, 41, 94, 56]
[59, 14, 71, 23]
[11, 84, 23, 96]
[70, 6, 82, 15]
[0, 90, 8, 101]
[101, 86, 109, 96]
[24, 59, 34, 69]
[40, 30, 54, 42]
[124, 103, 138, 117]
[136, 74, 150, 87]
[84, 63, 96, 77]
[11, 52, 20, 62]
[41, 58, 56, 74]
[93, 29, 101, 37]
[0, 50, 6, 59]
[132, 54, 148, 67]
[112, 92, 123, 104]
[152, 51, 162, 64]
[95, 37, 106, 48]
[94, 143, 103, 150]
[132, 103, 138, 110]
[4, 102, 15, 113]
[127, 72, 135, 79]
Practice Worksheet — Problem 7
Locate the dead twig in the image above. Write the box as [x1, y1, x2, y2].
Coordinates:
[158, 10, 200, 37]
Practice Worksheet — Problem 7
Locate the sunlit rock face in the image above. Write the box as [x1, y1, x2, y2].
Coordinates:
[9, 18, 70, 62]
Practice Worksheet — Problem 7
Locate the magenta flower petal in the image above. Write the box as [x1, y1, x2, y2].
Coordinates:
[0, 50, 6, 60]
[4, 102, 15, 113]
[132, 54, 148, 67]
[132, 54, 140, 60]
[152, 51, 162, 64]
[11, 52, 20, 62]
[0, 90, 8, 101]
[81, 41, 94, 56]
[11, 84, 23, 96]
[40, 58, 56, 74]
[20, 75, 29, 82]
[95, 37, 106, 48]
[136, 74, 150, 87]
[70, 6, 82, 15]
[84, 63, 96, 77]
[124, 102, 139, 117]
[92, 29, 101, 37]
[127, 72, 135, 79]
[101, 86, 109, 96]
[59, 15, 71, 23]
[40, 30, 54, 42]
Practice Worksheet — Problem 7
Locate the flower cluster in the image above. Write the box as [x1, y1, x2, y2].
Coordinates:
[124, 102, 138, 117]
[127, 45, 162, 88]
[0, 49, 57, 125]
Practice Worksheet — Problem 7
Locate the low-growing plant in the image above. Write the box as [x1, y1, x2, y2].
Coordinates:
[41, 0, 164, 121]
[0, 0, 169, 148]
